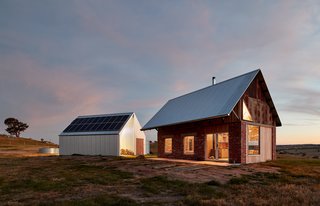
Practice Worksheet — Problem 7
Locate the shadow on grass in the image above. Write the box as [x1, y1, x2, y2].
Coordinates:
[0, 164, 134, 194]
[39, 194, 138, 206]
[140, 175, 225, 205]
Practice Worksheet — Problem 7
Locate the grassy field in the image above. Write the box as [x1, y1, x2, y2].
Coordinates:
[0, 139, 319, 205]
[0, 154, 319, 206]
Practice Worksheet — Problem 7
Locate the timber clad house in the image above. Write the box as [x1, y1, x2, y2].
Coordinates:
[142, 70, 281, 164]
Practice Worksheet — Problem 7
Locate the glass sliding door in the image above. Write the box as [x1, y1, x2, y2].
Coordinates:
[216, 133, 229, 161]
[205, 134, 214, 160]
[205, 133, 229, 161]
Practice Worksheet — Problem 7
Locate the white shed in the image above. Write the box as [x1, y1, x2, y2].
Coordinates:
[59, 112, 146, 156]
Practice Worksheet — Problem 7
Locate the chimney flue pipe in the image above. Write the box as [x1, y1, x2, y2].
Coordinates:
[212, 77, 216, 85]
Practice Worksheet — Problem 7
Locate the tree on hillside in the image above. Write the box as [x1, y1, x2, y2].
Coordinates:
[4, 118, 29, 138]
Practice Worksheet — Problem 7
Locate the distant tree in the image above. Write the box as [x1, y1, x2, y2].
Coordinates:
[4, 118, 29, 138]
[41, 138, 44, 142]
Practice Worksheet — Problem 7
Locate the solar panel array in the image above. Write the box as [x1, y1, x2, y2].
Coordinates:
[63, 115, 130, 133]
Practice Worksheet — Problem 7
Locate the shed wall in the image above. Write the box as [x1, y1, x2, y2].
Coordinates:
[59, 135, 119, 155]
[133, 114, 146, 154]
[119, 115, 135, 155]
[119, 114, 146, 155]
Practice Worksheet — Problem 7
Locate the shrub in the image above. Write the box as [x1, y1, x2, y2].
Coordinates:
[136, 155, 145, 160]
[120, 149, 134, 155]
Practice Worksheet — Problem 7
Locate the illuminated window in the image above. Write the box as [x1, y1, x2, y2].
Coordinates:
[247, 125, 260, 155]
[243, 101, 253, 121]
[164, 138, 172, 153]
[184, 136, 194, 154]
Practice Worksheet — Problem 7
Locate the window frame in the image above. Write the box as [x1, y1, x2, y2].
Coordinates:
[242, 100, 253, 121]
[164, 137, 173, 154]
[183, 135, 195, 155]
[247, 125, 260, 156]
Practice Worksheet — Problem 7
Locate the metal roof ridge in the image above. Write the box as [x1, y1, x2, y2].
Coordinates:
[77, 112, 134, 118]
[167, 69, 261, 102]
[60, 131, 120, 136]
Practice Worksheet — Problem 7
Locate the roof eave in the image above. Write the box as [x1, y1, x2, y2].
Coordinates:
[141, 114, 230, 131]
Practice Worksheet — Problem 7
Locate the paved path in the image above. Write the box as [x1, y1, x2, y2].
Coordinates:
[149, 157, 238, 166]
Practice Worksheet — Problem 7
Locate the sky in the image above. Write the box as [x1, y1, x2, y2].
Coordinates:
[0, 0, 319, 145]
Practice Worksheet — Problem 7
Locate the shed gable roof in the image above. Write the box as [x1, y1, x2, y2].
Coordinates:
[60, 112, 133, 136]
[142, 69, 281, 130]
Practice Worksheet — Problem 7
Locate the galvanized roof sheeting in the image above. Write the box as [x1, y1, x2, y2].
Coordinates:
[142, 70, 260, 130]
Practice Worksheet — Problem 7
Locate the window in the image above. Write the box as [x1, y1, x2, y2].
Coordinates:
[247, 125, 260, 155]
[164, 138, 172, 153]
[184, 136, 194, 154]
[243, 101, 253, 121]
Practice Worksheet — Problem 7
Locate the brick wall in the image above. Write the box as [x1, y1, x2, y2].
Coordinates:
[158, 119, 233, 162]
[228, 122, 246, 163]
[157, 115, 276, 163]
[158, 129, 205, 160]
[158, 121, 276, 164]
[228, 122, 239, 163]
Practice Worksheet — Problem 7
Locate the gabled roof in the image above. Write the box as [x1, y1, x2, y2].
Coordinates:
[142, 69, 281, 130]
[60, 112, 133, 136]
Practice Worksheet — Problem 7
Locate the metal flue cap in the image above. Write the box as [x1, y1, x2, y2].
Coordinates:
[212, 77, 216, 85]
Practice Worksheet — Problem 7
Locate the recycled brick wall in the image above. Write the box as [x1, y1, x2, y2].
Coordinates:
[158, 119, 274, 164]
[228, 122, 247, 163]
[158, 118, 231, 161]
[158, 127, 206, 160]
[228, 122, 240, 163]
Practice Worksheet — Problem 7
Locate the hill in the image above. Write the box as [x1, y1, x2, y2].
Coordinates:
[277, 144, 320, 158]
[0, 134, 58, 157]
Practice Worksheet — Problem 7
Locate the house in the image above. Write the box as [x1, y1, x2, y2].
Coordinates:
[59, 112, 146, 156]
[142, 70, 281, 164]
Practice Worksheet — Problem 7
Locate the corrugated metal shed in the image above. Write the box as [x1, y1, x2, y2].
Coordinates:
[59, 112, 147, 156]
[142, 69, 266, 130]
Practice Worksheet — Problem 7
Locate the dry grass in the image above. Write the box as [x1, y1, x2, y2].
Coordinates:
[0, 135, 58, 157]
[0, 154, 319, 205]
[196, 155, 320, 206]
[0, 134, 57, 146]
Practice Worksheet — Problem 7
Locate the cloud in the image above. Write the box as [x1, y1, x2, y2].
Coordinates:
[0, 53, 122, 140]
[1, 0, 320, 144]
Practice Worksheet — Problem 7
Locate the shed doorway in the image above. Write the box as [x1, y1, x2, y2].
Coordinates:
[136, 138, 144, 155]
[205, 133, 229, 161]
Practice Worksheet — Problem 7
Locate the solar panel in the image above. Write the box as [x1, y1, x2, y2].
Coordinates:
[113, 122, 123, 130]
[62, 114, 131, 133]
[102, 117, 110, 123]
